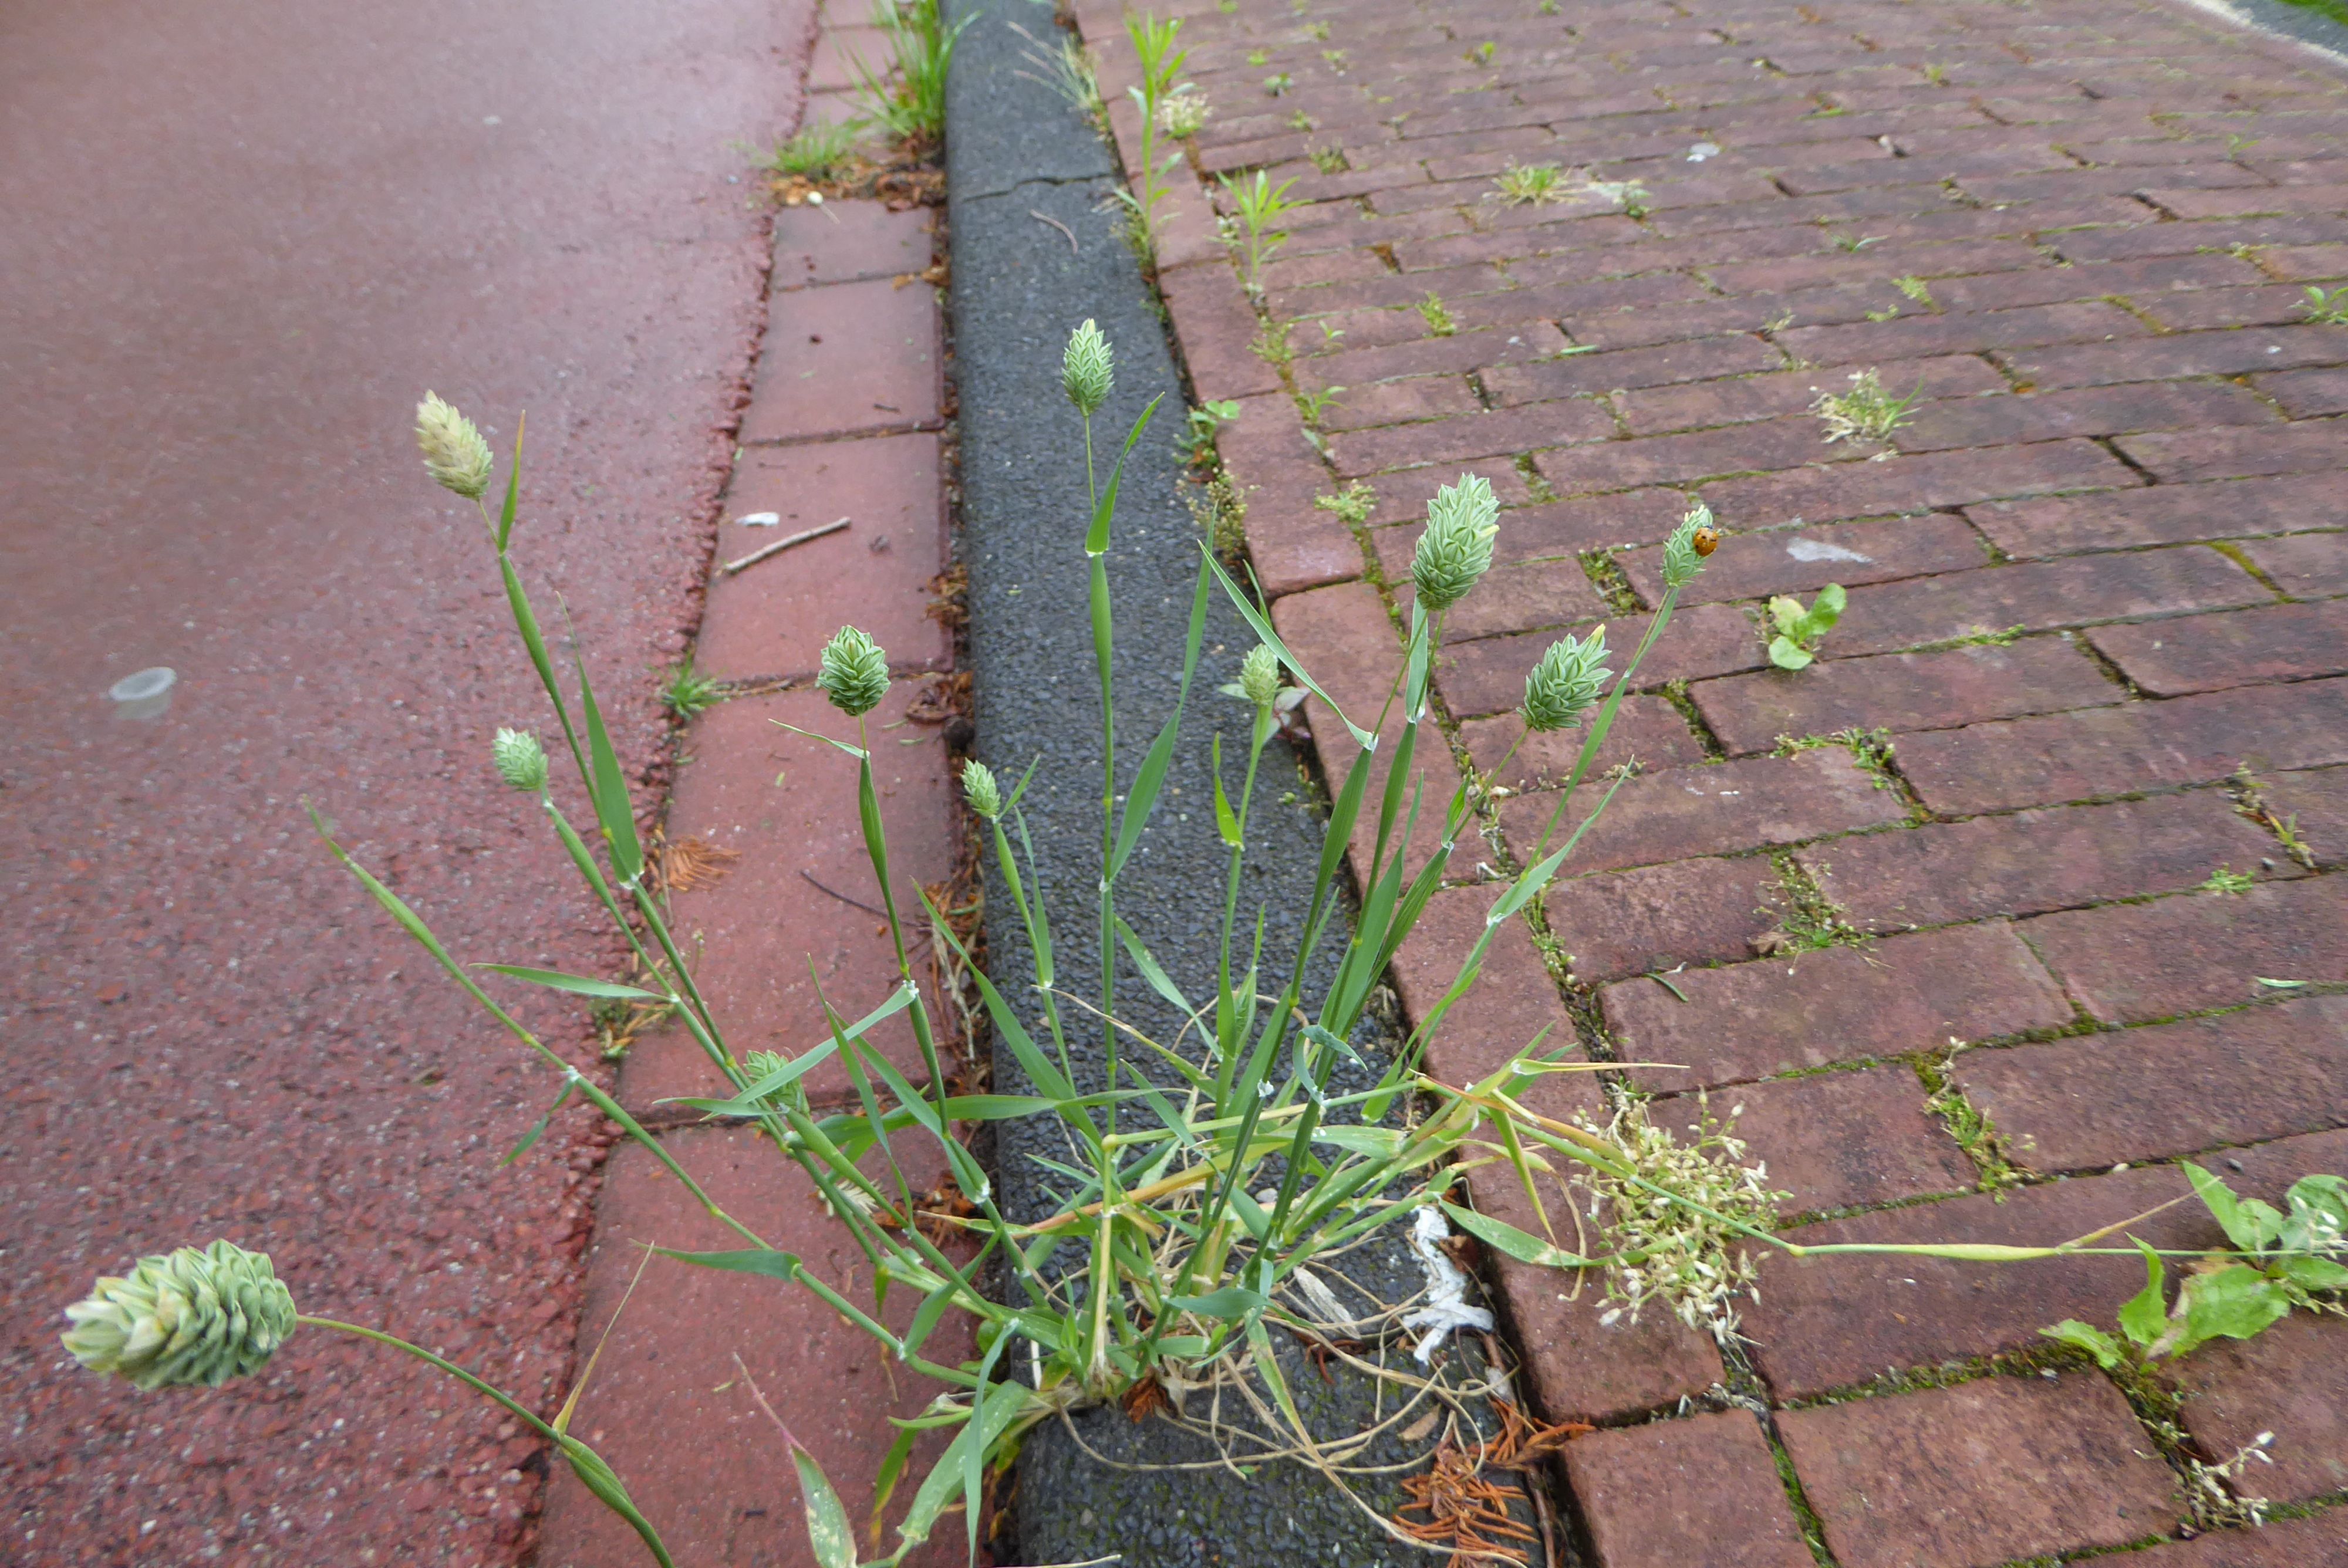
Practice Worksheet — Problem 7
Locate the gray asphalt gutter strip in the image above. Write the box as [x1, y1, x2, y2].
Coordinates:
[2175, 0, 2348, 61]
[941, 4, 1549, 1564]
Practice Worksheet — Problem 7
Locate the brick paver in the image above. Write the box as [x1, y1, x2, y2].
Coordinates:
[1077, 0, 2348, 1553]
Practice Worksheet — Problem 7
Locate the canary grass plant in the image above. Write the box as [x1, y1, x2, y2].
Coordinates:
[65, 323, 2348, 1567]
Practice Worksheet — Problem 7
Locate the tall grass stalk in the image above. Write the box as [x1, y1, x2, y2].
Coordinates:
[1116, 13, 1191, 262]
[60, 328, 2330, 1568]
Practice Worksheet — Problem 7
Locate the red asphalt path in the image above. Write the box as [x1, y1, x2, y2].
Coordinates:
[1, 3, 813, 1562]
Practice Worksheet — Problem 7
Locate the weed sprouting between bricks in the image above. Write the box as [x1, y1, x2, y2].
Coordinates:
[66, 324, 2348, 1566]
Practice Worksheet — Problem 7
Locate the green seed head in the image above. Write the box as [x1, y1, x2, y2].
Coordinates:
[962, 759, 1003, 820]
[414, 391, 495, 500]
[1062, 320, 1115, 417]
[1240, 643, 1282, 708]
[818, 626, 889, 717]
[63, 1241, 297, 1391]
[1410, 473, 1500, 612]
[1664, 502, 1713, 590]
[1522, 627, 1611, 732]
[492, 727, 549, 793]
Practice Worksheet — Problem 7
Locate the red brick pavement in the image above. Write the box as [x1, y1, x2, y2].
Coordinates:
[1075, 0, 2348, 1559]
[540, 6, 966, 1559]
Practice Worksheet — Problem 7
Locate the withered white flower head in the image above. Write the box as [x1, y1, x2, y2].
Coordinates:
[1062, 320, 1114, 418]
[414, 391, 495, 500]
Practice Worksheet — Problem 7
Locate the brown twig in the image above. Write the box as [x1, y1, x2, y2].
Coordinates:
[1030, 208, 1079, 252]
[724, 516, 849, 576]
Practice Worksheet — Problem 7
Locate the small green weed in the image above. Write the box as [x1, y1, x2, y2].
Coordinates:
[753, 119, 859, 182]
[1296, 383, 1345, 424]
[2043, 1162, 2348, 1371]
[1813, 368, 1925, 444]
[1465, 40, 1497, 65]
[1250, 320, 1294, 367]
[1830, 231, 1885, 252]
[1303, 18, 1331, 38]
[1248, 47, 1269, 65]
[1264, 71, 1294, 95]
[1763, 308, 1797, 333]
[2202, 865, 2256, 894]
[1220, 168, 1298, 293]
[1922, 1040, 2025, 1191]
[844, 0, 970, 146]
[1178, 400, 1241, 463]
[1112, 13, 1193, 263]
[1016, 26, 1103, 130]
[1308, 143, 1347, 174]
[1865, 305, 1900, 322]
[1416, 291, 1458, 336]
[1287, 109, 1316, 131]
[2299, 285, 2348, 326]
[1492, 161, 1563, 204]
[1767, 584, 1845, 670]
[1313, 481, 1377, 525]
[1894, 275, 1935, 306]
[662, 658, 724, 720]
[1921, 62, 1948, 85]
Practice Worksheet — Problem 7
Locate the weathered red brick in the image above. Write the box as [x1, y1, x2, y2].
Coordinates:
[2002, 323, 2348, 390]
[2090, 600, 2348, 695]
[1698, 1065, 1977, 1215]
[771, 200, 935, 289]
[1361, 459, 1537, 529]
[1692, 638, 2121, 758]
[1958, 992, 2348, 1174]
[1895, 380, 2278, 453]
[1546, 855, 1784, 984]
[1780, 299, 2149, 368]
[1601, 922, 2073, 1091]
[2252, 365, 2348, 418]
[697, 433, 950, 682]
[1531, 415, 1845, 496]
[1620, 513, 1991, 610]
[1805, 791, 2294, 934]
[1438, 601, 1763, 717]
[1618, 357, 2005, 438]
[2241, 531, 2348, 598]
[1563, 1410, 1815, 1568]
[1499, 748, 1906, 876]
[1160, 265, 1286, 403]
[1928, 249, 2265, 313]
[2049, 213, 2348, 263]
[1829, 549, 2268, 657]
[2147, 181, 2348, 219]
[1268, 260, 1506, 319]
[1482, 334, 1785, 407]
[1453, 272, 1716, 335]
[741, 277, 943, 444]
[1316, 374, 1485, 434]
[1702, 438, 2141, 530]
[1300, 321, 1576, 392]
[2143, 283, 2319, 332]
[1459, 695, 1709, 790]
[2171, 1312, 2348, 1507]
[1777, 1374, 2182, 1568]
[1327, 399, 1617, 477]
[2024, 876, 2348, 1023]
[2115, 421, 2348, 484]
[1968, 472, 2347, 558]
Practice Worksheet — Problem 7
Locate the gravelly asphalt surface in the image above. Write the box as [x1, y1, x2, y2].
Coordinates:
[0, 2, 809, 1562]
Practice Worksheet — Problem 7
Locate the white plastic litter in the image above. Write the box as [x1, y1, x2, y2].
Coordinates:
[1785, 538, 1871, 563]
[735, 511, 782, 527]
[1686, 141, 1720, 161]
[1401, 1207, 1493, 1364]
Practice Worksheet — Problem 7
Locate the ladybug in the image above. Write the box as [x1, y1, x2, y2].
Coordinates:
[1691, 524, 1719, 557]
